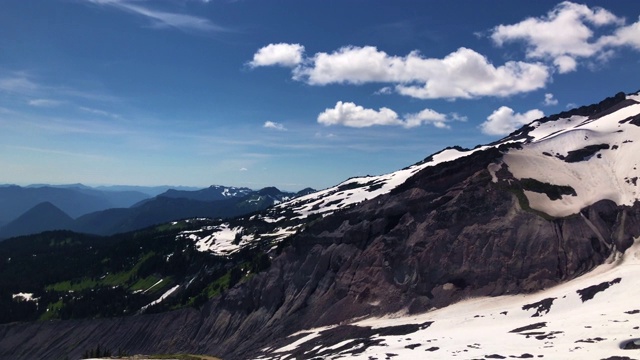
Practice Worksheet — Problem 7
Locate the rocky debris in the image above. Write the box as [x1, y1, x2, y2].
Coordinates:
[576, 278, 622, 302]
[510, 322, 548, 333]
[522, 298, 556, 317]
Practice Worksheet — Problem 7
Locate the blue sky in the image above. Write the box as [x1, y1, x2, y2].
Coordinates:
[1, 0, 640, 190]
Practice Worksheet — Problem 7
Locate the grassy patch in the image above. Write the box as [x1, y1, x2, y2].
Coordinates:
[154, 221, 190, 232]
[206, 273, 230, 298]
[129, 275, 162, 292]
[39, 299, 63, 320]
[46, 278, 98, 292]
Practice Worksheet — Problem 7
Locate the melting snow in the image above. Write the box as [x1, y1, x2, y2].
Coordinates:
[255, 238, 640, 360]
[12, 293, 36, 302]
[140, 285, 179, 312]
[178, 96, 640, 261]
[502, 102, 640, 217]
[177, 146, 493, 256]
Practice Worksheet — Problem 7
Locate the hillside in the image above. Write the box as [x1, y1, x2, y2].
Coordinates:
[1, 91, 640, 359]
[0, 186, 301, 239]
[0, 185, 150, 223]
[0, 202, 74, 240]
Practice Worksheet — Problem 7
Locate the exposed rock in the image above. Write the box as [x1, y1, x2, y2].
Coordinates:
[576, 278, 622, 302]
[2, 144, 640, 360]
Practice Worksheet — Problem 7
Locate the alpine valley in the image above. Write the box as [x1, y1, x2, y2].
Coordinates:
[2, 91, 640, 360]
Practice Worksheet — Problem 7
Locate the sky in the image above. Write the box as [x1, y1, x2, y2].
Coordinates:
[1, 1, 640, 191]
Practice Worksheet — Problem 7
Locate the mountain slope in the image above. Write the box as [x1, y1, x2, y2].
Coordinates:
[0, 185, 150, 224]
[1, 91, 640, 360]
[157, 185, 254, 202]
[73, 187, 297, 236]
[257, 238, 640, 360]
[0, 202, 74, 240]
[0, 186, 301, 239]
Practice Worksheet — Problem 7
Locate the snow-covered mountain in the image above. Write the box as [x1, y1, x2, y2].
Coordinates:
[180, 91, 640, 257]
[2, 91, 640, 360]
[494, 92, 640, 218]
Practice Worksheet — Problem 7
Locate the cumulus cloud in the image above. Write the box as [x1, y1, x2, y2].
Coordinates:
[490, 2, 625, 73]
[294, 46, 549, 99]
[599, 17, 640, 50]
[251, 4, 640, 99]
[317, 101, 458, 129]
[480, 106, 544, 136]
[263, 121, 287, 131]
[250, 43, 549, 99]
[249, 43, 305, 68]
[543, 93, 558, 106]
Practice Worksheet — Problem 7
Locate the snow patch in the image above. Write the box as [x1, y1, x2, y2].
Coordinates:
[255, 238, 640, 359]
[12, 293, 36, 302]
[501, 103, 640, 217]
[140, 285, 179, 312]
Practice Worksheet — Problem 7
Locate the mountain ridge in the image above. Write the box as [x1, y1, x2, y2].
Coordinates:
[0, 186, 310, 239]
[1, 90, 640, 359]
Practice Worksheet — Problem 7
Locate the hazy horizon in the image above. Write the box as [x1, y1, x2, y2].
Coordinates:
[2, 1, 640, 189]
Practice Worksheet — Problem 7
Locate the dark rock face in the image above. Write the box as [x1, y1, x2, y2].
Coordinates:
[576, 278, 622, 302]
[1, 149, 640, 360]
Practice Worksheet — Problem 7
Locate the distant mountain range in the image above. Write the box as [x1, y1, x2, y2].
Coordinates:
[0, 185, 314, 239]
[2, 91, 640, 360]
[0, 184, 151, 226]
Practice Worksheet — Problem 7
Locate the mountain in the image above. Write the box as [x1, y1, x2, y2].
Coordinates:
[1, 91, 640, 360]
[73, 186, 297, 236]
[0, 202, 73, 240]
[0, 186, 301, 239]
[0, 184, 303, 239]
[95, 185, 201, 197]
[0, 185, 150, 224]
[157, 185, 254, 202]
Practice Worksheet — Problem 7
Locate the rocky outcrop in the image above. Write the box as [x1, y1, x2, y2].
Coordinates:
[1, 146, 638, 360]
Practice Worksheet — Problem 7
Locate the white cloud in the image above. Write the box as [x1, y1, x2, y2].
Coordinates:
[28, 99, 62, 107]
[80, 106, 121, 119]
[263, 121, 287, 131]
[450, 112, 468, 122]
[599, 17, 640, 50]
[480, 106, 544, 136]
[254, 44, 549, 100]
[393, 48, 549, 99]
[0, 75, 40, 94]
[543, 93, 558, 106]
[374, 86, 393, 95]
[249, 43, 305, 68]
[490, 2, 624, 73]
[404, 108, 450, 129]
[239, 167, 248, 171]
[314, 132, 336, 139]
[317, 101, 456, 129]
[87, 0, 227, 33]
[318, 102, 400, 128]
